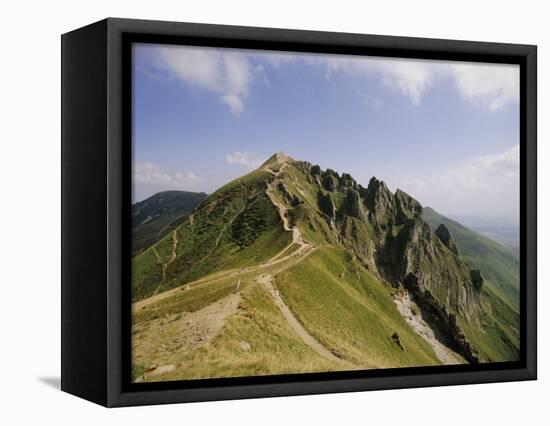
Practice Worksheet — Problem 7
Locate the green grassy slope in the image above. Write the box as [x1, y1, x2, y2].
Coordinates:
[422, 207, 519, 308]
[132, 154, 520, 380]
[132, 169, 292, 301]
[132, 190, 207, 255]
[132, 271, 345, 381]
[276, 246, 441, 368]
[459, 279, 520, 362]
[132, 245, 442, 381]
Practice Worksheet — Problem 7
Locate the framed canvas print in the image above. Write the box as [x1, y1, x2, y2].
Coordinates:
[61, 18, 537, 407]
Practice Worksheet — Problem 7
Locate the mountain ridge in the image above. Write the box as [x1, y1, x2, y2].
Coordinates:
[131, 153, 520, 381]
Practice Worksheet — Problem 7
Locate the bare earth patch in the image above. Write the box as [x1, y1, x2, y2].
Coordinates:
[393, 291, 466, 365]
[132, 292, 241, 381]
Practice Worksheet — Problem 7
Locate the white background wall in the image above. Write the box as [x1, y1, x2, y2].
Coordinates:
[0, 0, 546, 424]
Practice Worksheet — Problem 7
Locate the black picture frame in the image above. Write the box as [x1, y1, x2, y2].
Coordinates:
[61, 17, 537, 407]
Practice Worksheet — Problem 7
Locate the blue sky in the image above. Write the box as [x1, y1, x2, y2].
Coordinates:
[133, 44, 520, 226]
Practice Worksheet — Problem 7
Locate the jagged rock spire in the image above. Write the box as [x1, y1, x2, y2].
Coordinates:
[435, 224, 459, 255]
[470, 269, 484, 292]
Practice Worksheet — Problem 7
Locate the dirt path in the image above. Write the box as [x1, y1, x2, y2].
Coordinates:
[268, 242, 297, 263]
[169, 230, 178, 262]
[133, 292, 241, 382]
[257, 273, 342, 363]
[393, 291, 466, 365]
[151, 229, 180, 295]
[263, 161, 288, 177]
[134, 238, 317, 312]
[265, 178, 310, 252]
[136, 157, 317, 313]
[136, 169, 316, 312]
[151, 247, 162, 264]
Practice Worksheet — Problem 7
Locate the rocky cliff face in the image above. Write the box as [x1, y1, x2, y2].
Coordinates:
[435, 224, 459, 255]
[470, 269, 484, 292]
[283, 161, 484, 360]
[256, 159, 484, 330]
[306, 168, 481, 319]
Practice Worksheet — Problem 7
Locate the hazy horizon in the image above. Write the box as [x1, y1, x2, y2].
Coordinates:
[132, 43, 520, 226]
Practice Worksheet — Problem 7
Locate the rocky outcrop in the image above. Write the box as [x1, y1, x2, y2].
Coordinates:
[363, 177, 395, 226]
[310, 164, 321, 177]
[352, 182, 482, 323]
[263, 158, 484, 363]
[338, 189, 362, 219]
[470, 269, 484, 292]
[340, 173, 357, 190]
[317, 191, 335, 219]
[435, 224, 459, 255]
[391, 332, 404, 351]
[321, 169, 339, 191]
[393, 218, 481, 320]
[403, 273, 479, 363]
[394, 189, 423, 223]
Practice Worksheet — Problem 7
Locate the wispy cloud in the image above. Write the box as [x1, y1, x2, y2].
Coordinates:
[220, 94, 244, 115]
[134, 162, 200, 187]
[449, 63, 519, 111]
[255, 51, 518, 110]
[150, 45, 255, 115]
[300, 55, 518, 109]
[424, 144, 519, 191]
[138, 44, 519, 114]
[465, 144, 519, 182]
[320, 56, 436, 105]
[225, 151, 263, 170]
[389, 145, 519, 222]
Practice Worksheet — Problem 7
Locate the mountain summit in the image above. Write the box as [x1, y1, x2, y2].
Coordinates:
[260, 151, 294, 167]
[131, 153, 520, 381]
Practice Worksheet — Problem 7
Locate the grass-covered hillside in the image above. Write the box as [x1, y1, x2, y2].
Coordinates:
[131, 153, 520, 382]
[132, 190, 207, 255]
[132, 168, 292, 301]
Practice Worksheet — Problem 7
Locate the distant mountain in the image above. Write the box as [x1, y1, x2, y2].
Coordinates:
[470, 226, 519, 261]
[131, 153, 520, 382]
[131, 190, 207, 255]
[422, 207, 519, 309]
[447, 215, 520, 260]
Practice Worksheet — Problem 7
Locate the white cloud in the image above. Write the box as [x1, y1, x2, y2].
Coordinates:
[428, 145, 519, 192]
[388, 145, 520, 222]
[221, 94, 244, 115]
[134, 162, 200, 187]
[305, 56, 434, 105]
[261, 53, 518, 110]
[465, 144, 519, 181]
[367, 58, 436, 105]
[225, 151, 263, 170]
[140, 44, 519, 113]
[153, 45, 254, 115]
[449, 63, 519, 111]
